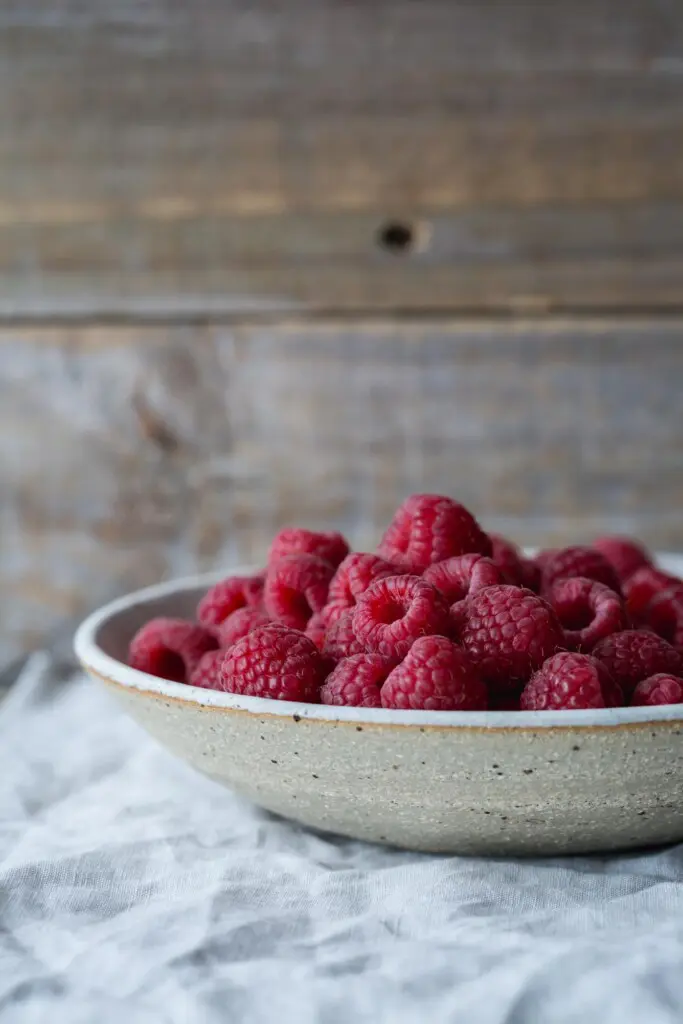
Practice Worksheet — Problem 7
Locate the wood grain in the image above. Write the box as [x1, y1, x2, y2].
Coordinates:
[2, 0, 683, 314]
[3, 317, 683, 660]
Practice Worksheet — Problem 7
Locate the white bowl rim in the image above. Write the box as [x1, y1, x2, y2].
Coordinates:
[74, 559, 683, 730]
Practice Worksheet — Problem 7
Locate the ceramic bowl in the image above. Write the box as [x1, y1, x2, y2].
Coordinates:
[74, 557, 683, 856]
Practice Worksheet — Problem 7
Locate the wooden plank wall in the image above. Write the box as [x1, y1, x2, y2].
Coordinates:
[2, 1, 683, 660]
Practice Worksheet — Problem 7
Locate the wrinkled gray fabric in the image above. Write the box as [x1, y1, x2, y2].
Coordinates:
[1, 655, 682, 1024]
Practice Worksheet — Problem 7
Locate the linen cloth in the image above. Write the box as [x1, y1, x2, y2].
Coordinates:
[1, 654, 682, 1024]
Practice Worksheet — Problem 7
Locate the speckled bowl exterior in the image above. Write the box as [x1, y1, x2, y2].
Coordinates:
[74, 558, 683, 856]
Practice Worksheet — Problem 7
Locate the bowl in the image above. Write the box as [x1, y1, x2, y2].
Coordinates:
[74, 557, 683, 856]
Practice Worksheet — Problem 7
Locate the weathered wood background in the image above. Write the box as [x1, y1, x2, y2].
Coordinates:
[2, 1, 683, 660]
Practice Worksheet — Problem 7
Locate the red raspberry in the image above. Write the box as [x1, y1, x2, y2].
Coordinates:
[423, 554, 502, 617]
[189, 649, 228, 690]
[631, 673, 683, 707]
[304, 612, 327, 651]
[129, 618, 218, 683]
[353, 575, 451, 660]
[624, 566, 682, 623]
[592, 629, 682, 698]
[381, 636, 487, 711]
[377, 494, 491, 572]
[268, 528, 349, 569]
[489, 535, 540, 591]
[547, 577, 628, 653]
[460, 585, 564, 689]
[217, 607, 272, 649]
[220, 624, 325, 702]
[592, 536, 651, 582]
[322, 610, 366, 662]
[197, 574, 264, 631]
[322, 553, 401, 627]
[541, 546, 621, 596]
[520, 652, 622, 711]
[264, 553, 336, 630]
[642, 587, 683, 652]
[320, 654, 394, 708]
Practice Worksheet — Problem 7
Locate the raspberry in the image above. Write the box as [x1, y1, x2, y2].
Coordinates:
[520, 652, 622, 711]
[541, 546, 621, 596]
[377, 494, 491, 572]
[320, 654, 394, 708]
[547, 577, 628, 652]
[460, 585, 564, 689]
[268, 528, 349, 569]
[423, 554, 502, 616]
[322, 553, 400, 627]
[322, 610, 366, 662]
[197, 574, 265, 631]
[642, 587, 683, 652]
[624, 566, 681, 623]
[129, 618, 218, 683]
[189, 649, 228, 690]
[304, 612, 327, 651]
[220, 624, 325, 702]
[592, 629, 683, 698]
[217, 607, 272, 649]
[631, 673, 683, 707]
[592, 536, 651, 582]
[381, 636, 488, 711]
[489, 535, 539, 591]
[264, 553, 336, 630]
[353, 575, 451, 660]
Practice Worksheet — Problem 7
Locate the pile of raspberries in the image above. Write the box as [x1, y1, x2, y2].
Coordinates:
[128, 494, 683, 711]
